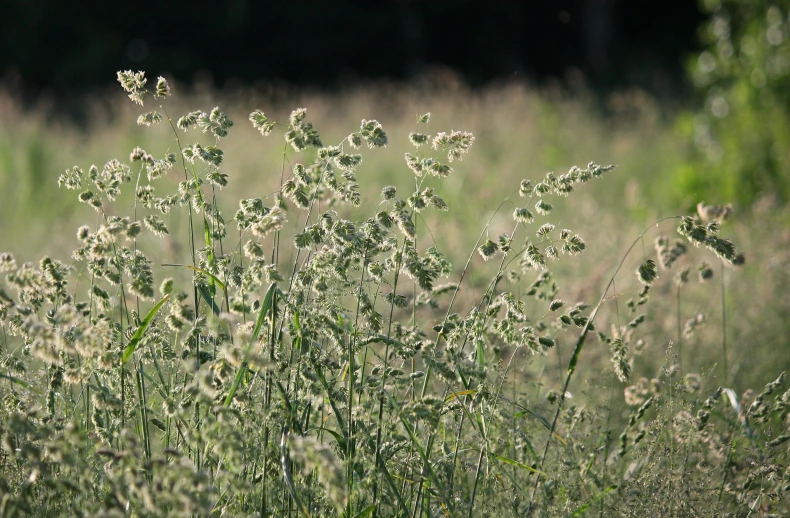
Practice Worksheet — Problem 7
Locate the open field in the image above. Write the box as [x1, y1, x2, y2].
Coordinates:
[1, 76, 789, 516]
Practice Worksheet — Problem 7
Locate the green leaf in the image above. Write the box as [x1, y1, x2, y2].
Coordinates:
[121, 294, 170, 364]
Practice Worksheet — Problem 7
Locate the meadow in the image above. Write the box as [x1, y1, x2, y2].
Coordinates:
[1, 71, 789, 516]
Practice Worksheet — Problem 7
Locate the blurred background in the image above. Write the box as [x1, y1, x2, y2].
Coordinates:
[3, 1, 703, 99]
[1, 0, 789, 388]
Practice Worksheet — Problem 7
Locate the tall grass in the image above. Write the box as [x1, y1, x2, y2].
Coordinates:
[1, 72, 790, 517]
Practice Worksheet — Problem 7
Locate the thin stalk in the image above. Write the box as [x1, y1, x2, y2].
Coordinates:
[118, 266, 128, 440]
[358, 279, 383, 406]
[160, 105, 200, 316]
[442, 217, 521, 496]
[717, 437, 737, 508]
[412, 231, 518, 511]
[420, 190, 523, 400]
[720, 260, 728, 384]
[261, 426, 270, 515]
[403, 199, 423, 506]
[135, 361, 152, 469]
[161, 104, 205, 471]
[372, 240, 407, 515]
[346, 248, 368, 516]
[526, 216, 681, 514]
[677, 284, 683, 375]
[599, 373, 616, 518]
[468, 441, 487, 518]
[598, 276, 622, 518]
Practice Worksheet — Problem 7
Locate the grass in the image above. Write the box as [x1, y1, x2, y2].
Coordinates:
[1, 72, 789, 516]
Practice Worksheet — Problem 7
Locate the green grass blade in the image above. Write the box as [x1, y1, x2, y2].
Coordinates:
[352, 504, 376, 518]
[312, 427, 347, 453]
[275, 379, 301, 433]
[224, 283, 277, 407]
[384, 391, 455, 515]
[377, 459, 410, 516]
[514, 408, 552, 431]
[161, 263, 227, 292]
[445, 389, 477, 402]
[514, 407, 566, 443]
[487, 451, 545, 476]
[253, 283, 278, 344]
[485, 452, 531, 499]
[203, 219, 213, 258]
[309, 353, 347, 437]
[280, 429, 310, 517]
[569, 485, 618, 517]
[197, 284, 221, 315]
[476, 341, 486, 369]
[0, 371, 42, 394]
[121, 294, 170, 364]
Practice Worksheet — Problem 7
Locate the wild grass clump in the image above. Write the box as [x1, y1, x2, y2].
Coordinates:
[0, 71, 786, 517]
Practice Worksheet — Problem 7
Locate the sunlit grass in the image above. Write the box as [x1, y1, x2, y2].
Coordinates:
[1, 75, 789, 516]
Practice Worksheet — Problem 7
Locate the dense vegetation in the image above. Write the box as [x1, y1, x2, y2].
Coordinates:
[1, 68, 789, 517]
